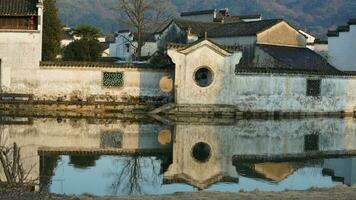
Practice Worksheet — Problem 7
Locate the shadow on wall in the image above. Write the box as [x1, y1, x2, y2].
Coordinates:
[138, 67, 174, 104]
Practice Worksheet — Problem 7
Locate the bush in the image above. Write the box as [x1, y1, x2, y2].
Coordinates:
[63, 40, 104, 61]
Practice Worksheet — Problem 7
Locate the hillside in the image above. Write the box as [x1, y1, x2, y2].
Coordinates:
[56, 0, 356, 38]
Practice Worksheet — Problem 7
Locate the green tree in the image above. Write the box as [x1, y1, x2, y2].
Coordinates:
[63, 25, 104, 61]
[73, 25, 101, 41]
[42, 0, 62, 61]
[63, 40, 104, 61]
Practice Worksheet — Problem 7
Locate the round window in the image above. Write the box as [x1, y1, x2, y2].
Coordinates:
[194, 67, 213, 87]
[191, 142, 212, 163]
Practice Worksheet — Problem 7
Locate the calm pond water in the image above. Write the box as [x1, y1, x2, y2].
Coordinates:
[1, 116, 356, 196]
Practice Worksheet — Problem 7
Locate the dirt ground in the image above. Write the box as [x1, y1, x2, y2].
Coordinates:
[1, 185, 356, 200]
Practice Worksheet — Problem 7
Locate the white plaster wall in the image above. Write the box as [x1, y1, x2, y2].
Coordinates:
[168, 42, 242, 105]
[132, 41, 157, 57]
[228, 75, 356, 112]
[0, 31, 41, 90]
[6, 66, 173, 101]
[0, 118, 169, 181]
[109, 32, 132, 60]
[166, 118, 356, 186]
[328, 25, 356, 71]
[109, 33, 157, 60]
[169, 41, 356, 112]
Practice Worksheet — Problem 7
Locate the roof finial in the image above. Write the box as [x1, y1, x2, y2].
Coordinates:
[204, 32, 208, 40]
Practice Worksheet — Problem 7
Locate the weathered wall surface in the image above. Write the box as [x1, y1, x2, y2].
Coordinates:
[328, 25, 356, 71]
[257, 22, 307, 47]
[0, 31, 42, 89]
[168, 41, 242, 105]
[231, 75, 356, 112]
[0, 118, 171, 181]
[168, 40, 356, 113]
[165, 118, 356, 188]
[4, 65, 174, 102]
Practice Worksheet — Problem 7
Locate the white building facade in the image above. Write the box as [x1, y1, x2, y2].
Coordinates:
[328, 19, 356, 72]
[0, 0, 43, 92]
[109, 30, 157, 61]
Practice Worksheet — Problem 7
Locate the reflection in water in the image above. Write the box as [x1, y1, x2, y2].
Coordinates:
[108, 156, 160, 195]
[69, 155, 100, 169]
[1, 117, 356, 196]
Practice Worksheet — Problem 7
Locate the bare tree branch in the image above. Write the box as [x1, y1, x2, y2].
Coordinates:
[116, 0, 175, 60]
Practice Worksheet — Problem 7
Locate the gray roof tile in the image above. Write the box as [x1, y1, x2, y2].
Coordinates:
[0, 0, 38, 16]
[208, 19, 283, 38]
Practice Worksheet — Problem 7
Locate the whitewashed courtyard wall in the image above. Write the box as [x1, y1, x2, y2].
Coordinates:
[4, 64, 174, 102]
[168, 40, 356, 113]
[328, 24, 356, 71]
[0, 31, 42, 90]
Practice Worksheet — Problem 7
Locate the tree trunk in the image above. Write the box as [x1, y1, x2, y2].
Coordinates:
[137, 29, 143, 60]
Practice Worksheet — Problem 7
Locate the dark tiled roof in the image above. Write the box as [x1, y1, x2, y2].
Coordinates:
[328, 19, 355, 37]
[133, 32, 155, 42]
[327, 30, 339, 37]
[249, 44, 344, 75]
[166, 39, 240, 53]
[349, 18, 356, 25]
[208, 19, 283, 38]
[172, 19, 220, 36]
[238, 14, 262, 20]
[0, 0, 38, 16]
[40, 61, 172, 71]
[314, 39, 328, 44]
[115, 30, 156, 42]
[214, 16, 242, 23]
[180, 9, 215, 17]
[337, 25, 350, 32]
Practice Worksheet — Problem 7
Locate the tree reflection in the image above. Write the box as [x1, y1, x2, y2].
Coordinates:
[108, 156, 161, 195]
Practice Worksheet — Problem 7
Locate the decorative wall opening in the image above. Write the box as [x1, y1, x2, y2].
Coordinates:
[103, 72, 124, 87]
[191, 142, 212, 163]
[304, 134, 319, 152]
[194, 67, 213, 87]
[306, 79, 321, 97]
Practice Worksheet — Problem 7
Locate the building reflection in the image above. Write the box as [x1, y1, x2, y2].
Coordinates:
[0, 117, 356, 193]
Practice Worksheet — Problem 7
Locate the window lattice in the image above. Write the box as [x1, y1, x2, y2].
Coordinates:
[103, 72, 124, 87]
[306, 79, 321, 97]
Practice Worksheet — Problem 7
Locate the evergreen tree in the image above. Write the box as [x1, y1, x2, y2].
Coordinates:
[63, 40, 104, 62]
[63, 25, 104, 62]
[42, 0, 62, 61]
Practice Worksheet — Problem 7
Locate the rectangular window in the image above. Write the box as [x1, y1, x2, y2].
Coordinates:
[103, 72, 124, 87]
[306, 79, 321, 97]
[0, 17, 38, 30]
[304, 134, 319, 152]
[125, 43, 130, 53]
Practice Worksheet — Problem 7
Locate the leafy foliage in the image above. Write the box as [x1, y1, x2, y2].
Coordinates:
[63, 25, 104, 61]
[149, 48, 173, 67]
[73, 25, 102, 41]
[63, 40, 104, 61]
[42, 0, 62, 61]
